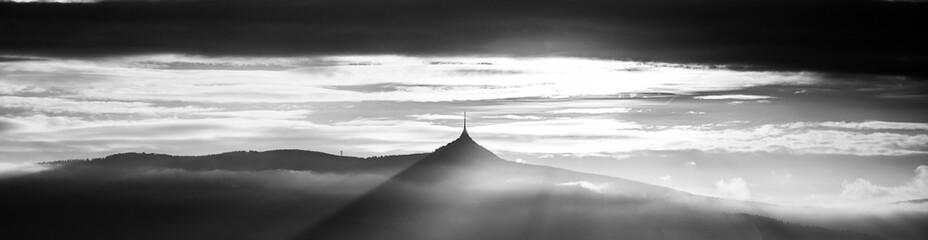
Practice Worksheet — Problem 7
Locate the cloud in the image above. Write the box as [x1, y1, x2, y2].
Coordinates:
[840, 165, 928, 203]
[694, 95, 775, 100]
[715, 177, 752, 201]
[724, 100, 770, 105]
[3, 106, 926, 163]
[481, 115, 543, 120]
[841, 179, 890, 200]
[474, 118, 642, 136]
[659, 175, 673, 183]
[0, 55, 925, 162]
[816, 121, 928, 131]
[0, 162, 48, 176]
[0, 96, 218, 115]
[556, 181, 607, 193]
[547, 108, 632, 114]
[1, 0, 925, 77]
[0, 55, 822, 103]
[478, 121, 928, 156]
[193, 110, 311, 120]
[409, 114, 462, 120]
[685, 161, 697, 168]
[0, 82, 49, 95]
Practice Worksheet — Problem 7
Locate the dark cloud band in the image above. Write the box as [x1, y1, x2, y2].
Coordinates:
[1, 0, 926, 77]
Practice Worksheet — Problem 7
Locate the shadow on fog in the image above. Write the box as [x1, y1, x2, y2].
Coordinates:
[0, 132, 924, 240]
[296, 132, 885, 240]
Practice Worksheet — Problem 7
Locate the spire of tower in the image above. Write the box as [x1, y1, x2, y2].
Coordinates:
[460, 111, 470, 139]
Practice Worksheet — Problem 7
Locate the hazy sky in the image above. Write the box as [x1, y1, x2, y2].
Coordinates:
[1, 0, 927, 206]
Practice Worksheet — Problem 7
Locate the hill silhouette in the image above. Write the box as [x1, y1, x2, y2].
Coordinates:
[47, 150, 425, 174]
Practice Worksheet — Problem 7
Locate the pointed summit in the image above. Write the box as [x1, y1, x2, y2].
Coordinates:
[389, 112, 502, 182]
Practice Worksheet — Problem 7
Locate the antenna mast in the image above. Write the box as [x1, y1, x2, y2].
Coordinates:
[459, 111, 472, 139]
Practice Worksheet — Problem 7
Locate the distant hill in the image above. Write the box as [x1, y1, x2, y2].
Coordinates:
[45, 150, 426, 174]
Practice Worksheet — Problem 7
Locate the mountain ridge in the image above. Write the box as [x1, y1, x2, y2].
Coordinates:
[45, 149, 427, 174]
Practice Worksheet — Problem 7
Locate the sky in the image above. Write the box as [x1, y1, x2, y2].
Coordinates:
[1, 0, 927, 207]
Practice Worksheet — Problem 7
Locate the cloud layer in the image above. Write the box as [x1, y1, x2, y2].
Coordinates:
[716, 177, 752, 201]
[2, 54, 927, 207]
[841, 165, 928, 203]
[1, 0, 926, 77]
[1, 55, 927, 163]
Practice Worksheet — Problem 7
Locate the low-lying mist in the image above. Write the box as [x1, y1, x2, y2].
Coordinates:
[0, 165, 390, 240]
[1, 148, 925, 240]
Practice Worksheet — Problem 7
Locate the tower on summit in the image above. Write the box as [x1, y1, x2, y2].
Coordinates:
[460, 112, 470, 139]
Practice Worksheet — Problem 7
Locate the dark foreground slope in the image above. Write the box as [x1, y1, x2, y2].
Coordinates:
[0, 151, 423, 240]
